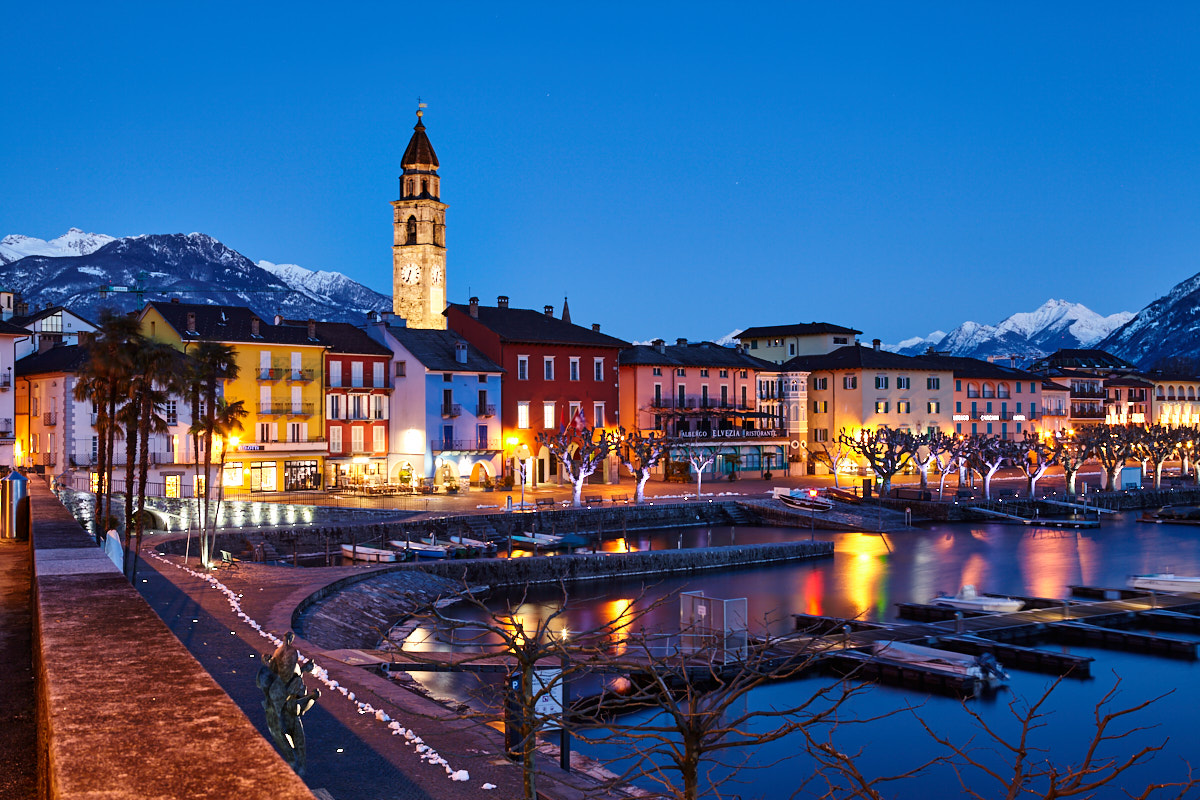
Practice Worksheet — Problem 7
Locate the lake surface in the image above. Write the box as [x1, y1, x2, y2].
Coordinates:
[399, 514, 1200, 798]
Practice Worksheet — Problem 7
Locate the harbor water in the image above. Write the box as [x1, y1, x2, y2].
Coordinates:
[401, 513, 1200, 798]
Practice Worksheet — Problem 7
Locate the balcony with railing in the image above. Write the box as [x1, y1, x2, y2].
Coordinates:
[43, 411, 57, 426]
[441, 403, 462, 418]
[257, 403, 314, 417]
[431, 437, 502, 452]
[647, 397, 752, 412]
[1071, 405, 1106, 419]
[1070, 386, 1106, 399]
[477, 403, 496, 418]
[0, 418, 13, 438]
[0, 374, 10, 391]
[36, 452, 56, 467]
[257, 367, 286, 381]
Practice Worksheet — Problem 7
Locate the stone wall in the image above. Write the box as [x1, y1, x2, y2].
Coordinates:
[29, 480, 316, 800]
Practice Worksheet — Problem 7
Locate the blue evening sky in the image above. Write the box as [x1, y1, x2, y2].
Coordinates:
[4, 2, 1199, 344]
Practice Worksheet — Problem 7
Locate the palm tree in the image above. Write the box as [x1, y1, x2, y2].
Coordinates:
[72, 368, 109, 542]
[93, 312, 141, 535]
[210, 398, 248, 561]
[187, 342, 240, 567]
[129, 342, 178, 580]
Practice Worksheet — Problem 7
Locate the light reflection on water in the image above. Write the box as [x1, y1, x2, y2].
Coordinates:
[395, 514, 1200, 797]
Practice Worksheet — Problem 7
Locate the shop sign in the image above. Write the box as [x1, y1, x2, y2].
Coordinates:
[678, 428, 783, 441]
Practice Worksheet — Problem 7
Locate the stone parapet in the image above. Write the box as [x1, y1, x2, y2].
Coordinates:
[29, 479, 316, 800]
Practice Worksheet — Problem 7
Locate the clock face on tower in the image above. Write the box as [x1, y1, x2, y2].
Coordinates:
[430, 266, 443, 285]
[400, 263, 422, 284]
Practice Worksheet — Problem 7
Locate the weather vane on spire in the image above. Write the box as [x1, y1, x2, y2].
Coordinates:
[417, 97, 427, 118]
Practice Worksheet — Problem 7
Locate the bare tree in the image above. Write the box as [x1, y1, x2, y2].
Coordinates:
[537, 426, 615, 508]
[1131, 425, 1183, 490]
[1052, 431, 1093, 496]
[839, 427, 911, 497]
[675, 443, 718, 500]
[810, 676, 1196, 800]
[415, 582, 656, 800]
[900, 429, 950, 492]
[578, 619, 861, 800]
[1087, 425, 1136, 491]
[614, 427, 674, 504]
[916, 675, 1197, 800]
[1014, 432, 1057, 497]
[938, 435, 974, 500]
[811, 439, 851, 488]
[968, 435, 1015, 501]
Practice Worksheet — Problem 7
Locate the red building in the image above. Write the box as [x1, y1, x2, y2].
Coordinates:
[445, 296, 629, 485]
[302, 321, 393, 489]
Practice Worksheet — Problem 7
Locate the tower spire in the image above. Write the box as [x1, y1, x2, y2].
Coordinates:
[561, 296, 571, 324]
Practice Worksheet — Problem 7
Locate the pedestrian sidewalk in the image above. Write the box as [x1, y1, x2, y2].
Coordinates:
[0, 539, 35, 800]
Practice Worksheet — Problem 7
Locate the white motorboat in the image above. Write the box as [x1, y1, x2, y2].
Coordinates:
[1128, 573, 1200, 592]
[508, 532, 567, 551]
[932, 584, 1024, 613]
[773, 487, 835, 512]
[871, 641, 1008, 686]
[445, 534, 498, 554]
[340, 544, 398, 563]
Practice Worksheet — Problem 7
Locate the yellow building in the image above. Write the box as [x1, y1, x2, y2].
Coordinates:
[140, 302, 327, 492]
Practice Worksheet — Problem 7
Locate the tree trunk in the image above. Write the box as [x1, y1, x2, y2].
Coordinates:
[916, 460, 930, 490]
[104, 393, 118, 535]
[983, 466, 999, 500]
[122, 409, 139, 577]
[878, 471, 892, 496]
[636, 471, 649, 504]
[1154, 461, 1164, 490]
[132, 398, 152, 582]
[1066, 467, 1078, 495]
[94, 401, 107, 543]
[570, 476, 584, 507]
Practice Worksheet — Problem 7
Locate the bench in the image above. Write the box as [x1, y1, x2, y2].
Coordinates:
[219, 549, 240, 569]
[535, 498, 556, 509]
[584, 494, 603, 505]
[610, 493, 630, 504]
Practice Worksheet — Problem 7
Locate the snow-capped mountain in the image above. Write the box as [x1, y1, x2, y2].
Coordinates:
[0, 230, 390, 325]
[1099, 270, 1200, 368]
[887, 300, 1134, 361]
[0, 228, 115, 265]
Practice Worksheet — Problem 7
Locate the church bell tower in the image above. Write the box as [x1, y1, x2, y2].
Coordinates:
[392, 104, 447, 329]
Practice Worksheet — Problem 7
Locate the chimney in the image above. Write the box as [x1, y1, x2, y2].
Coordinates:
[250, 317, 260, 337]
[186, 312, 197, 334]
[455, 340, 468, 364]
[307, 318, 317, 339]
[497, 295, 509, 309]
[544, 305, 554, 317]
[872, 338, 881, 351]
[592, 323, 600, 332]
[274, 314, 284, 325]
[38, 335, 56, 354]
[652, 338, 665, 354]
[170, 297, 180, 304]
[380, 311, 393, 324]
[676, 338, 687, 346]
[469, 297, 479, 319]
[735, 343, 744, 354]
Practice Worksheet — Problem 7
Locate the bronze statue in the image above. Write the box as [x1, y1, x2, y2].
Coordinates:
[257, 631, 320, 775]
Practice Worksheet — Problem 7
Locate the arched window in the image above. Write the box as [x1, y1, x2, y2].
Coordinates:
[421, 179, 428, 195]
[997, 382, 1010, 398]
[1189, 387, 1196, 401]
[967, 382, 979, 398]
[1168, 387, 1176, 401]
[406, 216, 417, 245]
[1157, 386, 1165, 399]
[982, 382, 995, 398]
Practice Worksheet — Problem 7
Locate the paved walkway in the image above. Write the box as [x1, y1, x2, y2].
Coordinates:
[135, 553, 615, 799]
[0, 539, 35, 800]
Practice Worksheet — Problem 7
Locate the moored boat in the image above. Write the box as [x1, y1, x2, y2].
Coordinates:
[773, 487, 835, 512]
[508, 532, 567, 551]
[340, 544, 398, 563]
[445, 534, 498, 554]
[388, 539, 453, 559]
[871, 641, 1009, 687]
[1128, 573, 1200, 592]
[932, 584, 1024, 613]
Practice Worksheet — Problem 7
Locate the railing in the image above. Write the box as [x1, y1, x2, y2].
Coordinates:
[286, 368, 315, 382]
[648, 400, 755, 412]
[256, 403, 314, 416]
[326, 377, 391, 389]
[1041, 407, 1068, 416]
[1071, 408, 1106, 419]
[1071, 387, 1106, 398]
[257, 367, 285, 381]
[342, 411, 373, 421]
[70, 451, 175, 467]
[36, 452, 56, 467]
[477, 404, 496, 417]
[441, 403, 462, 418]
[0, 374, 10, 389]
[0, 418, 13, 437]
[43, 411, 57, 426]
[243, 436, 327, 445]
[431, 438, 501, 451]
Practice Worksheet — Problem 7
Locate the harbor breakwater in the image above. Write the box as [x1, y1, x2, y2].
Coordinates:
[294, 540, 833, 651]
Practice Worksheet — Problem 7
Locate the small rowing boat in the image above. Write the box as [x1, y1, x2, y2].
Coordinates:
[773, 487, 835, 512]
[340, 544, 398, 563]
[872, 641, 1009, 686]
[508, 532, 566, 551]
[388, 540, 453, 559]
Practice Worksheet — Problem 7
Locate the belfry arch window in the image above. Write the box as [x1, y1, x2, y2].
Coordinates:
[406, 216, 417, 245]
[421, 179, 428, 195]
